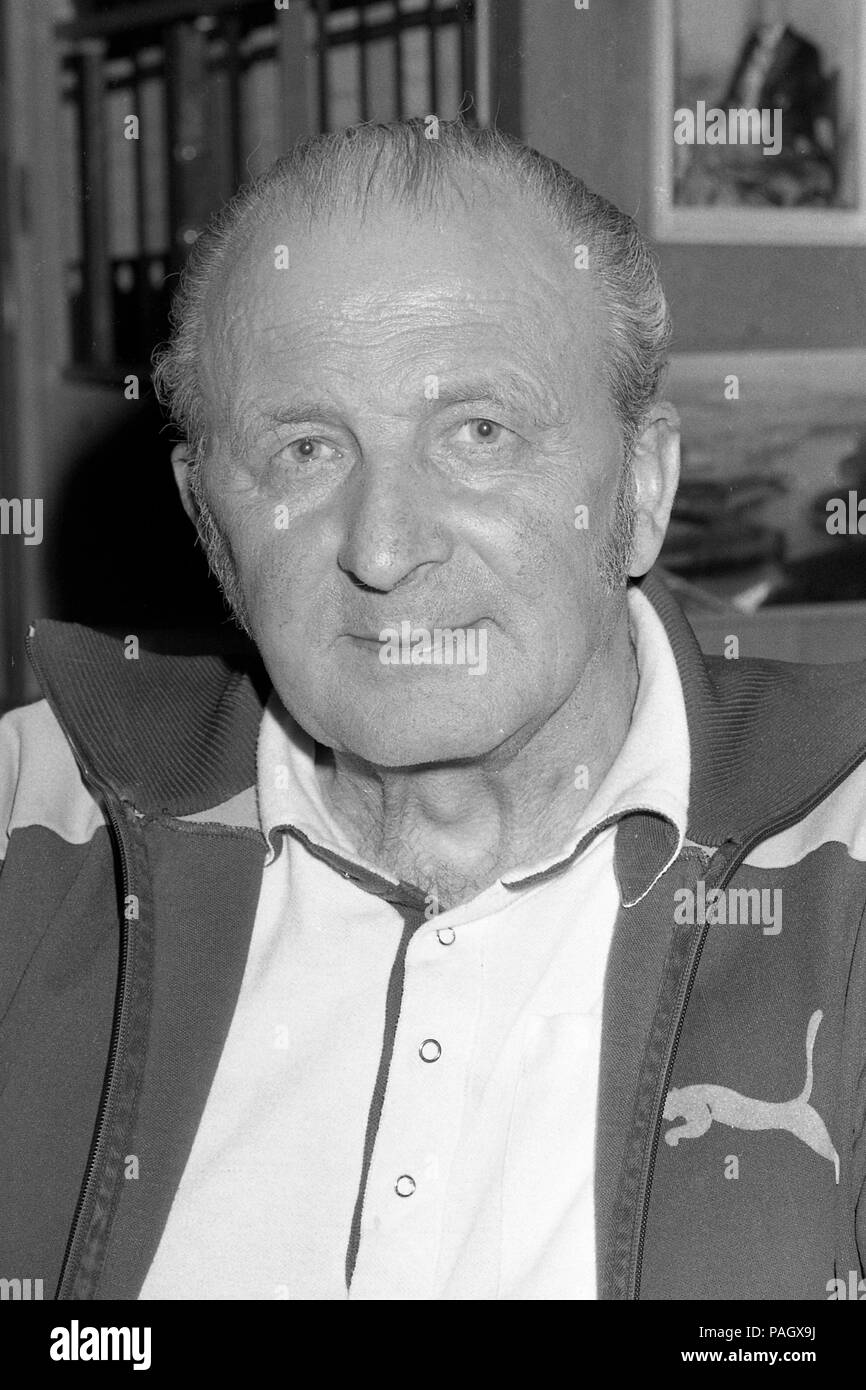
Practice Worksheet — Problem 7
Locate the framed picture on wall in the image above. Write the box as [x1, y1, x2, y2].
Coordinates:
[650, 0, 866, 242]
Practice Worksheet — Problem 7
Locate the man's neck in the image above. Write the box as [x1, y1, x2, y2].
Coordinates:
[314, 603, 640, 908]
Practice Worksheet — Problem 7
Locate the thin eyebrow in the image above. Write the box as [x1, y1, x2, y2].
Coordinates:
[264, 401, 343, 431]
[260, 374, 567, 436]
[431, 374, 567, 430]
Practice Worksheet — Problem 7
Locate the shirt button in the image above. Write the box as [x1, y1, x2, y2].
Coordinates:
[419, 1038, 442, 1063]
[436, 926, 456, 946]
[395, 1174, 416, 1198]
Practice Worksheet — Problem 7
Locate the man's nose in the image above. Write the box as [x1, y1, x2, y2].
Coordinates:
[337, 456, 453, 592]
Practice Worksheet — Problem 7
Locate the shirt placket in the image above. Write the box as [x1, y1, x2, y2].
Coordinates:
[348, 914, 484, 1300]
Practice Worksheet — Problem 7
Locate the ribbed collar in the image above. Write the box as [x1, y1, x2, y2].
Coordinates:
[26, 571, 866, 869]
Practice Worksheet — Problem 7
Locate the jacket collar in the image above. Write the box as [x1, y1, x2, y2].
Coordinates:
[25, 623, 269, 818]
[27, 571, 866, 860]
[638, 572, 866, 849]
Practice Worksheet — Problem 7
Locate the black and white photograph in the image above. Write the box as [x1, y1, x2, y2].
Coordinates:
[1, 0, 865, 1356]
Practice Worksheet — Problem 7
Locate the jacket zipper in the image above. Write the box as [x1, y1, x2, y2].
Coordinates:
[627, 844, 734, 1300]
[628, 752, 866, 1299]
[25, 630, 136, 1300]
[56, 798, 133, 1299]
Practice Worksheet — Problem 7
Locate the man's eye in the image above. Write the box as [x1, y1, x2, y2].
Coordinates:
[276, 436, 340, 465]
[454, 418, 507, 447]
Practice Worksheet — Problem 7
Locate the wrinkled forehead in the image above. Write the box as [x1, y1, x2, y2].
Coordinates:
[199, 186, 612, 437]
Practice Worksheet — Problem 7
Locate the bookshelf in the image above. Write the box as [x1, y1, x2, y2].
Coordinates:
[55, 0, 491, 380]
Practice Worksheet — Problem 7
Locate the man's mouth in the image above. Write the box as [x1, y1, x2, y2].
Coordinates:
[346, 618, 491, 645]
[344, 619, 491, 677]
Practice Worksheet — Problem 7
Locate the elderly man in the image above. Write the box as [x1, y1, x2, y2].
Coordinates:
[2, 119, 866, 1303]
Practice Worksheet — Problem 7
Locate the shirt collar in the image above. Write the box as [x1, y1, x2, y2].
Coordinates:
[499, 583, 690, 904]
[256, 583, 690, 907]
[256, 701, 395, 877]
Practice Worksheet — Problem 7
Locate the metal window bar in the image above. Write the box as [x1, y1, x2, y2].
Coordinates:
[459, 0, 476, 123]
[0, 0, 24, 711]
[276, 4, 311, 153]
[393, 1, 404, 121]
[132, 50, 165, 354]
[163, 21, 210, 275]
[223, 14, 244, 191]
[77, 40, 114, 367]
[426, 0, 439, 114]
[315, 0, 329, 134]
[357, 3, 369, 123]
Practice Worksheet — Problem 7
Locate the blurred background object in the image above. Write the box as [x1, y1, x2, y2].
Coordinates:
[658, 348, 866, 621]
[652, 0, 866, 242]
[675, 0, 841, 209]
[58, 0, 501, 379]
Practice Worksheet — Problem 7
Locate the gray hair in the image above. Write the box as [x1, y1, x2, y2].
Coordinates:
[153, 118, 670, 608]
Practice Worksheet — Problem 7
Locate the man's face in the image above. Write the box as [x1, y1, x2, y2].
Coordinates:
[199, 188, 630, 766]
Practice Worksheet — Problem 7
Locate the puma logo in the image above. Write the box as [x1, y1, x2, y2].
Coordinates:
[663, 1010, 839, 1183]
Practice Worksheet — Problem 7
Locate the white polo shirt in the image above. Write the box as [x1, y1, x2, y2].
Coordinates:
[139, 585, 689, 1301]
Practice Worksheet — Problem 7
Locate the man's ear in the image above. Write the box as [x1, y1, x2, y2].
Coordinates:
[171, 443, 199, 527]
[627, 402, 681, 579]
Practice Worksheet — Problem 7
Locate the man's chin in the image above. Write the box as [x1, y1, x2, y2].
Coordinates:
[317, 707, 510, 769]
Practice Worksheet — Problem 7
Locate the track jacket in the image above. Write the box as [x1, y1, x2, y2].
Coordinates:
[2, 571, 866, 1300]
